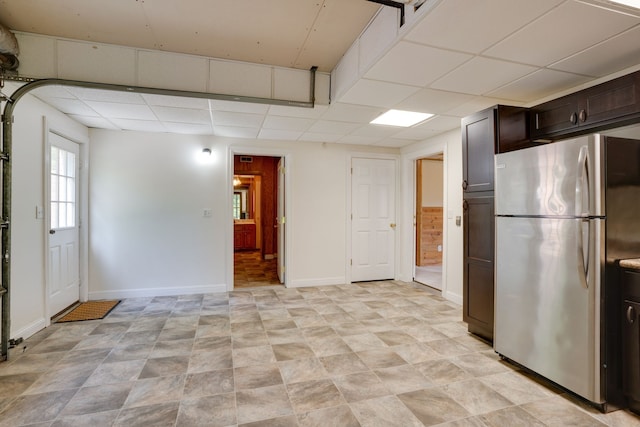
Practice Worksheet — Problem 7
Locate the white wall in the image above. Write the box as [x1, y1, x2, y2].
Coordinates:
[88, 130, 397, 298]
[10, 91, 89, 339]
[400, 129, 463, 304]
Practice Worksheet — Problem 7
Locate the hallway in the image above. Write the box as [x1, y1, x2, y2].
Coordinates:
[234, 250, 280, 288]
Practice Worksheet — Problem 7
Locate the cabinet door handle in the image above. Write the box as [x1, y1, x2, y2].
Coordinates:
[570, 112, 578, 125]
[463, 200, 469, 211]
[578, 109, 587, 123]
[627, 305, 636, 324]
[462, 180, 468, 190]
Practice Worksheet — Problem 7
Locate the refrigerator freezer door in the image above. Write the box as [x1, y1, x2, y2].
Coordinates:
[495, 216, 603, 403]
[495, 135, 604, 217]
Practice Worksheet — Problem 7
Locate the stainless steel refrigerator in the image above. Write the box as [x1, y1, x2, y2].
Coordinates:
[494, 134, 640, 410]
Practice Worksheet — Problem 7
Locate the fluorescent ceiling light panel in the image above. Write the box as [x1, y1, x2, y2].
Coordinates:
[609, 0, 640, 8]
[371, 109, 434, 127]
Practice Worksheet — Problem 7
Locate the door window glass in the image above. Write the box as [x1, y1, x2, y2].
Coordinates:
[51, 146, 76, 229]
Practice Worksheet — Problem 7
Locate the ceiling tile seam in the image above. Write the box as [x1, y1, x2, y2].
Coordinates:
[291, 0, 327, 71]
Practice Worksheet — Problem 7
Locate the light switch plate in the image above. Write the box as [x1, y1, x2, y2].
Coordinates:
[36, 205, 44, 219]
[203, 208, 213, 218]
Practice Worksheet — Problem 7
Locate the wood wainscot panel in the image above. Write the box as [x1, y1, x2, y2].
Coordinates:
[419, 207, 443, 266]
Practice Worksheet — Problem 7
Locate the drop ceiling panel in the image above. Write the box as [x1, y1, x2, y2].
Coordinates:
[549, 25, 640, 77]
[374, 138, 414, 148]
[431, 57, 537, 96]
[163, 122, 213, 135]
[350, 124, 400, 138]
[31, 85, 75, 99]
[39, 98, 99, 116]
[213, 126, 260, 139]
[307, 120, 361, 134]
[339, 135, 383, 145]
[109, 119, 166, 133]
[258, 129, 303, 141]
[404, 0, 563, 54]
[487, 68, 592, 102]
[273, 68, 313, 103]
[69, 115, 119, 130]
[209, 100, 270, 114]
[142, 94, 210, 109]
[299, 132, 343, 143]
[151, 107, 211, 125]
[209, 61, 272, 99]
[85, 101, 157, 121]
[262, 116, 314, 131]
[66, 87, 146, 104]
[339, 79, 420, 108]
[444, 96, 514, 117]
[393, 126, 443, 140]
[484, 1, 640, 66]
[319, 103, 382, 123]
[138, 51, 209, 93]
[268, 105, 328, 119]
[209, 111, 265, 128]
[13, 33, 56, 79]
[395, 88, 475, 115]
[57, 40, 136, 85]
[419, 115, 462, 131]
[364, 41, 472, 87]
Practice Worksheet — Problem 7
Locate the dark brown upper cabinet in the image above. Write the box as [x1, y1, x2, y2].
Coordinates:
[461, 105, 529, 193]
[531, 70, 640, 141]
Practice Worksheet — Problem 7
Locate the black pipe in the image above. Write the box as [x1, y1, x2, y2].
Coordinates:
[0, 67, 320, 359]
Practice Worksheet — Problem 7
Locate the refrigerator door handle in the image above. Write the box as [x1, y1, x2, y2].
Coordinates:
[575, 145, 589, 217]
[576, 218, 590, 289]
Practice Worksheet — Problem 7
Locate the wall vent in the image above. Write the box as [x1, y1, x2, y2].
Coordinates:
[240, 156, 253, 163]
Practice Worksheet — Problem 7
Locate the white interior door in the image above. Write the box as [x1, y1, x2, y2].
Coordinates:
[277, 158, 285, 284]
[351, 158, 396, 282]
[48, 133, 80, 316]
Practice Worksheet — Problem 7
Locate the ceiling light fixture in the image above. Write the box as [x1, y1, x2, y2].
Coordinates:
[609, 0, 640, 8]
[371, 109, 434, 127]
[233, 176, 242, 187]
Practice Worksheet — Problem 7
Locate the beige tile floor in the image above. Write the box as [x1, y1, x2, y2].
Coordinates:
[0, 281, 639, 427]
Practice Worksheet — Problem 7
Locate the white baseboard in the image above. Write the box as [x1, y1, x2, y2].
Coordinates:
[88, 283, 228, 300]
[12, 318, 47, 341]
[288, 276, 346, 288]
[443, 290, 462, 306]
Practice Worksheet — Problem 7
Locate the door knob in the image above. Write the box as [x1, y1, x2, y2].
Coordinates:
[390, 223, 396, 229]
[49, 229, 56, 235]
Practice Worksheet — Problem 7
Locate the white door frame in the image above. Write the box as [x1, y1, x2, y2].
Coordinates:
[346, 153, 400, 284]
[228, 145, 292, 290]
[402, 141, 450, 298]
[43, 119, 89, 326]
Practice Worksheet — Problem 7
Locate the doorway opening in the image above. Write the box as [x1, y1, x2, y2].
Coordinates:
[233, 154, 283, 288]
[415, 155, 444, 290]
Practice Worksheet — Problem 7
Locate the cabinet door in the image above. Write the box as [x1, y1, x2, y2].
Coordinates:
[623, 299, 640, 402]
[530, 95, 579, 140]
[462, 109, 496, 193]
[531, 70, 640, 141]
[581, 71, 640, 128]
[463, 195, 494, 340]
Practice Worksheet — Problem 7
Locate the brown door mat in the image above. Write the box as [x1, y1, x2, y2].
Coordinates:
[56, 300, 120, 323]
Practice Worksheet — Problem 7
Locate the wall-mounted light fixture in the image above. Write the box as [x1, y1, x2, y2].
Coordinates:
[196, 147, 215, 164]
[233, 176, 242, 187]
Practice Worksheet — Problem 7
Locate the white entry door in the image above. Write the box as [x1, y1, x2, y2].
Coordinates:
[351, 158, 396, 282]
[277, 158, 285, 284]
[48, 133, 80, 316]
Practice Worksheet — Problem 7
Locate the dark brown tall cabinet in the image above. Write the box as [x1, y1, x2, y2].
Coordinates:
[461, 105, 529, 341]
